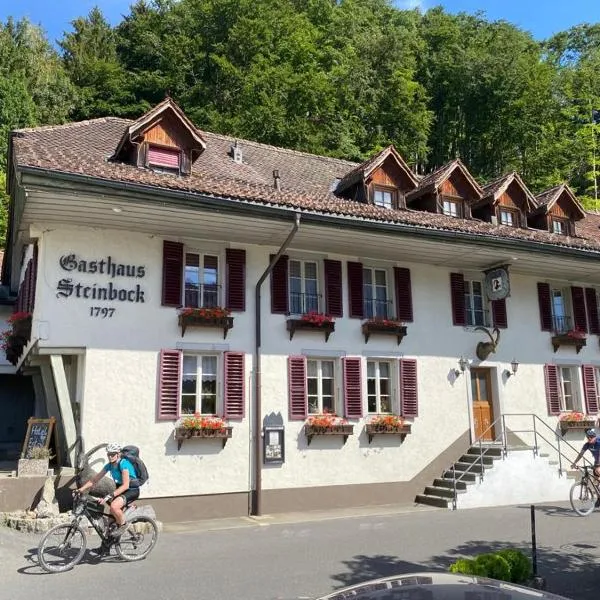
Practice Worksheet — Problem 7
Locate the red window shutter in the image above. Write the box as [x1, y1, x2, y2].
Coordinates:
[324, 259, 343, 317]
[571, 286, 588, 332]
[450, 273, 466, 326]
[543, 364, 561, 416]
[394, 267, 413, 322]
[582, 365, 599, 415]
[586, 288, 600, 335]
[492, 299, 508, 329]
[162, 240, 184, 307]
[226, 248, 246, 312]
[343, 357, 363, 418]
[347, 262, 364, 319]
[157, 349, 181, 420]
[537, 283, 553, 331]
[148, 145, 180, 169]
[288, 356, 307, 420]
[400, 358, 418, 417]
[224, 352, 245, 419]
[270, 254, 289, 314]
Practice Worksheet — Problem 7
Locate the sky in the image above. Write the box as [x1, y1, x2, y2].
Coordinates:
[0, 0, 599, 44]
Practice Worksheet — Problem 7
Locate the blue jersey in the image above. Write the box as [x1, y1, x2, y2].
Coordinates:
[583, 439, 600, 465]
[103, 458, 136, 485]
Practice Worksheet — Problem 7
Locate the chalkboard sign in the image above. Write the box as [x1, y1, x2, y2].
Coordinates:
[21, 417, 56, 458]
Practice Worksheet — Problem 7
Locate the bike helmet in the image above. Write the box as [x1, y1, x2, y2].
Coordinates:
[586, 429, 597, 438]
[106, 442, 122, 453]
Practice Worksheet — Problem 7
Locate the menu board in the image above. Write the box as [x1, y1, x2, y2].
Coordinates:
[21, 417, 56, 458]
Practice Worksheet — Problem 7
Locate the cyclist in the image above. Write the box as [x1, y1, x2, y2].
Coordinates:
[76, 443, 139, 545]
[571, 428, 600, 480]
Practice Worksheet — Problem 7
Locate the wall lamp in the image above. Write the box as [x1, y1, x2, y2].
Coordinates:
[454, 356, 469, 377]
[505, 358, 519, 378]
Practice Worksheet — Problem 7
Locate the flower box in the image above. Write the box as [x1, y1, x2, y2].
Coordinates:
[174, 426, 233, 450]
[559, 419, 596, 436]
[361, 321, 407, 345]
[287, 318, 335, 342]
[178, 313, 234, 338]
[551, 333, 586, 354]
[304, 423, 354, 445]
[365, 423, 412, 444]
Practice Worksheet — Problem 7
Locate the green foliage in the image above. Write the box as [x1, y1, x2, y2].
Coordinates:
[449, 549, 532, 584]
[473, 553, 511, 581]
[449, 558, 486, 576]
[496, 549, 533, 583]
[0, 171, 7, 248]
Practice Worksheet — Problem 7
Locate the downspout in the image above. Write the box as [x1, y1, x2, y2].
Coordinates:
[252, 213, 300, 516]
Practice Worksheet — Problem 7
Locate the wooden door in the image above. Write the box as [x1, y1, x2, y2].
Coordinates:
[470, 368, 495, 441]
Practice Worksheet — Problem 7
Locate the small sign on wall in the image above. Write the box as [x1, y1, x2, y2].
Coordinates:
[263, 427, 285, 464]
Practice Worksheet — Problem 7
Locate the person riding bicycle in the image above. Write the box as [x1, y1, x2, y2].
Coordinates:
[76, 442, 140, 542]
[571, 428, 600, 478]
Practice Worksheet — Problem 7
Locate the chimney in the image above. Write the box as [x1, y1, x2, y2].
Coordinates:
[273, 169, 281, 191]
[231, 141, 243, 164]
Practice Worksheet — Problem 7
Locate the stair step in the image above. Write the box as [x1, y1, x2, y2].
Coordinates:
[451, 461, 487, 474]
[468, 446, 503, 457]
[459, 454, 495, 465]
[424, 486, 455, 498]
[415, 494, 449, 508]
[443, 470, 477, 482]
[434, 478, 467, 490]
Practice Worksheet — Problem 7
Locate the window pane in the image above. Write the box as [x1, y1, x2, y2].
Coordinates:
[181, 376, 197, 395]
[305, 262, 317, 280]
[367, 361, 375, 377]
[321, 361, 334, 378]
[307, 360, 317, 377]
[202, 356, 217, 375]
[289, 260, 301, 278]
[307, 379, 318, 396]
[322, 378, 333, 398]
[379, 362, 390, 378]
[181, 396, 196, 414]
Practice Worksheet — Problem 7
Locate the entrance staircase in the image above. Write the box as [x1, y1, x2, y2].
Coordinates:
[415, 414, 585, 510]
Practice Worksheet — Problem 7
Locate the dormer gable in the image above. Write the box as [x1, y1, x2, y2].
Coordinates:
[405, 159, 483, 218]
[335, 145, 418, 209]
[528, 184, 585, 237]
[472, 171, 536, 228]
[111, 97, 206, 176]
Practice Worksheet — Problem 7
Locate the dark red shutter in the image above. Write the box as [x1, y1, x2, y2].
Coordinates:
[157, 349, 181, 420]
[492, 299, 508, 329]
[537, 282, 553, 331]
[148, 145, 180, 168]
[162, 241, 184, 307]
[582, 365, 599, 415]
[571, 286, 588, 332]
[543, 364, 561, 416]
[343, 357, 363, 418]
[400, 358, 418, 417]
[324, 259, 343, 317]
[270, 254, 289, 314]
[347, 262, 364, 319]
[224, 352, 245, 419]
[288, 356, 307, 420]
[394, 267, 413, 322]
[450, 273, 466, 326]
[586, 288, 600, 335]
[226, 248, 246, 312]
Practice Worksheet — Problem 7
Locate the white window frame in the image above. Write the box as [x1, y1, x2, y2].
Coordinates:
[373, 187, 394, 209]
[442, 198, 461, 218]
[288, 258, 320, 315]
[306, 358, 338, 415]
[552, 218, 568, 235]
[180, 353, 221, 415]
[499, 208, 516, 227]
[184, 250, 220, 308]
[363, 266, 391, 319]
[550, 285, 572, 334]
[367, 359, 397, 414]
[464, 279, 489, 327]
[557, 365, 582, 413]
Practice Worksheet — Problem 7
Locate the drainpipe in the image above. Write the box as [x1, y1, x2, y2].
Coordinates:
[252, 213, 300, 516]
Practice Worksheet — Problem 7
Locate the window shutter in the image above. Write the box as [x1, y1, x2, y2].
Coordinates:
[224, 352, 245, 419]
[571, 286, 588, 332]
[537, 282, 553, 331]
[586, 288, 600, 335]
[226, 248, 246, 312]
[400, 358, 418, 417]
[270, 254, 289, 314]
[394, 267, 413, 322]
[543, 364, 561, 416]
[288, 356, 307, 420]
[492, 299, 508, 329]
[162, 241, 184, 307]
[324, 259, 343, 317]
[157, 349, 181, 420]
[347, 262, 364, 318]
[148, 145, 180, 169]
[582, 365, 599, 415]
[450, 273, 466, 326]
[343, 357, 363, 418]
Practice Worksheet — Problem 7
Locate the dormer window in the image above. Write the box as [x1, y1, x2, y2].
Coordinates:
[442, 198, 462, 218]
[499, 208, 518, 227]
[373, 186, 396, 209]
[148, 145, 181, 172]
[552, 218, 569, 236]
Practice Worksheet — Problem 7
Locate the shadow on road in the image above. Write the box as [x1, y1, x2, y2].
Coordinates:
[331, 554, 428, 588]
[17, 545, 123, 575]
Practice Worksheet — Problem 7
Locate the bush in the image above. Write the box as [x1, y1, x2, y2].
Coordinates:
[449, 558, 487, 576]
[496, 549, 532, 583]
[449, 549, 532, 584]
[473, 553, 511, 581]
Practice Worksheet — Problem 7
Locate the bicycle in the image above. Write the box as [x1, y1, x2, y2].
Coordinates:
[569, 465, 600, 516]
[37, 491, 159, 573]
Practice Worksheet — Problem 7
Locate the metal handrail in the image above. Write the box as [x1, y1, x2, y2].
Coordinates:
[449, 413, 591, 510]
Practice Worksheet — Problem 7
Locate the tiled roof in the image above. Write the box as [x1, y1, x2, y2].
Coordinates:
[475, 171, 537, 210]
[10, 116, 600, 254]
[533, 183, 586, 219]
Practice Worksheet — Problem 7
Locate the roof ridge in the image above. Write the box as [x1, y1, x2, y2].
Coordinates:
[14, 117, 130, 134]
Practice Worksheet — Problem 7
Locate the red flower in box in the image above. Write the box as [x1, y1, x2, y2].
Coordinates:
[558, 411, 586, 422]
[363, 317, 404, 328]
[178, 413, 228, 430]
[7, 311, 32, 325]
[179, 307, 231, 319]
[566, 328, 586, 339]
[300, 312, 334, 326]
[306, 412, 348, 428]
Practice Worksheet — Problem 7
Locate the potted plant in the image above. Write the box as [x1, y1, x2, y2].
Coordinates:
[17, 447, 54, 477]
[558, 411, 596, 435]
[551, 327, 587, 353]
[365, 414, 412, 443]
[287, 312, 335, 342]
[361, 317, 407, 345]
[304, 412, 353, 445]
[178, 307, 234, 338]
[8, 311, 32, 341]
[174, 413, 233, 449]
[1, 330, 26, 365]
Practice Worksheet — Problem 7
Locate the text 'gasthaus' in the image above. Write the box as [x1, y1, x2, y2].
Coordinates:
[59, 254, 146, 278]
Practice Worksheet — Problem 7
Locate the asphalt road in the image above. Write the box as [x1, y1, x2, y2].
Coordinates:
[1, 501, 598, 600]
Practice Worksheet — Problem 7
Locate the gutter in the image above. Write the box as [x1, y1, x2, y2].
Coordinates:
[252, 213, 300, 516]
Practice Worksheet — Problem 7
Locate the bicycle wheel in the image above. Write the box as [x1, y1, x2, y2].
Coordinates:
[570, 481, 597, 516]
[115, 516, 159, 561]
[38, 522, 87, 573]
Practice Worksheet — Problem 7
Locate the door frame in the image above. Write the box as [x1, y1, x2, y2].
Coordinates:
[470, 367, 496, 441]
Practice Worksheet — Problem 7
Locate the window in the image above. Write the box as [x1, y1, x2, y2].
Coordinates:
[464, 280, 488, 326]
[181, 354, 218, 414]
[373, 187, 395, 209]
[363, 267, 390, 318]
[148, 145, 180, 171]
[367, 360, 392, 413]
[307, 359, 336, 414]
[499, 209, 517, 227]
[552, 218, 569, 235]
[184, 252, 219, 307]
[558, 366, 581, 412]
[289, 259, 319, 314]
[551, 287, 571, 333]
[442, 199, 461, 218]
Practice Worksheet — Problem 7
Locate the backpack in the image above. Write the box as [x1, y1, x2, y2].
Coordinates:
[120, 445, 149, 487]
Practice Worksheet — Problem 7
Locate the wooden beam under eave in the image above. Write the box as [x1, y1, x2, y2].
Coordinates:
[49, 354, 78, 468]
